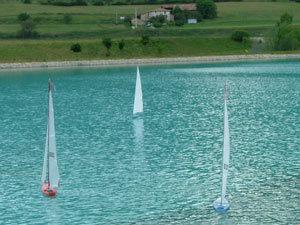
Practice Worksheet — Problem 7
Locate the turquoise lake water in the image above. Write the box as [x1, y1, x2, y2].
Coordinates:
[0, 60, 299, 224]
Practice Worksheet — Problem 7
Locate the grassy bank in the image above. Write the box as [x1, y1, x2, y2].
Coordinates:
[0, 37, 252, 63]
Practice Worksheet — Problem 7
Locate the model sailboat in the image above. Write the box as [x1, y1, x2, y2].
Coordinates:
[42, 79, 60, 197]
[133, 66, 143, 117]
[213, 83, 230, 212]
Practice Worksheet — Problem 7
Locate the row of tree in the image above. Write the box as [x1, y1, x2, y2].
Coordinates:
[22, 0, 244, 6]
[70, 35, 150, 56]
[269, 13, 300, 51]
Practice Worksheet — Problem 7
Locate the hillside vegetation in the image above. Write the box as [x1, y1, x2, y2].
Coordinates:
[0, 0, 300, 63]
[0, 37, 253, 63]
[0, 1, 300, 38]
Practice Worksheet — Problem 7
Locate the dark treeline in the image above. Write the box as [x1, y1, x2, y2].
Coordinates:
[36, 0, 242, 6]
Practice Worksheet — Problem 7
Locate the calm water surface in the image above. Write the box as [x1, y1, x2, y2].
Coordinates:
[0, 60, 299, 224]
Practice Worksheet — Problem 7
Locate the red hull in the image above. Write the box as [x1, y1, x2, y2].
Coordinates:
[42, 184, 57, 197]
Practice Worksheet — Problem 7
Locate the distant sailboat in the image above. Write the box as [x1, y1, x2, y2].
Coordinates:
[213, 83, 230, 212]
[133, 66, 143, 117]
[42, 79, 60, 197]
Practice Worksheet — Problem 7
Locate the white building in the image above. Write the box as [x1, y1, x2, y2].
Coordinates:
[141, 8, 174, 22]
[131, 8, 174, 26]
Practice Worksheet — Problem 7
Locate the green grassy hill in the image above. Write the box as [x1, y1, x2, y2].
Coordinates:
[0, 1, 300, 38]
[0, 0, 300, 63]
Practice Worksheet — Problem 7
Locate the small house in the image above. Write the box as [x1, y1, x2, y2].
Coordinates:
[141, 8, 174, 22]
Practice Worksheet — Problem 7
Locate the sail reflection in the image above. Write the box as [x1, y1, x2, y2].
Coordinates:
[133, 118, 144, 147]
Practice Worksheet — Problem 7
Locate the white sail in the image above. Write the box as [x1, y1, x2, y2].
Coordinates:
[221, 94, 230, 203]
[41, 124, 48, 184]
[48, 89, 60, 187]
[41, 84, 60, 187]
[213, 84, 230, 212]
[133, 66, 143, 115]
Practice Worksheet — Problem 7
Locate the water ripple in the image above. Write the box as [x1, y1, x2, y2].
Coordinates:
[0, 60, 299, 224]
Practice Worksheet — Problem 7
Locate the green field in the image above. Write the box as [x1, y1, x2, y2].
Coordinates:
[0, 1, 300, 63]
[0, 1, 300, 38]
[0, 37, 254, 63]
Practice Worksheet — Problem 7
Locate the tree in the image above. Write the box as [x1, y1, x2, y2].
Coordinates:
[280, 13, 293, 25]
[172, 6, 185, 26]
[196, 0, 217, 19]
[273, 23, 300, 51]
[102, 37, 112, 56]
[231, 30, 250, 42]
[141, 35, 150, 45]
[172, 6, 184, 21]
[118, 39, 125, 50]
[269, 13, 300, 51]
[18, 20, 39, 38]
[70, 43, 81, 52]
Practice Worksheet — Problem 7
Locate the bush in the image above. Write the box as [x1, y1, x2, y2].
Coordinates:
[63, 14, 72, 24]
[102, 37, 112, 56]
[153, 22, 162, 28]
[141, 35, 150, 45]
[70, 43, 81, 52]
[149, 15, 166, 28]
[23, 0, 31, 3]
[242, 36, 251, 47]
[118, 40, 125, 50]
[175, 20, 185, 26]
[196, 0, 217, 19]
[231, 30, 250, 42]
[123, 16, 132, 26]
[18, 13, 31, 22]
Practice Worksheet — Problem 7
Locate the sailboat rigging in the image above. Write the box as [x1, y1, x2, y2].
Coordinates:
[213, 83, 231, 212]
[42, 79, 60, 197]
[133, 66, 143, 117]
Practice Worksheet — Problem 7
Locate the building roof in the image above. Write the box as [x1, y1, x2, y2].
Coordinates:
[151, 8, 170, 12]
[162, 4, 197, 11]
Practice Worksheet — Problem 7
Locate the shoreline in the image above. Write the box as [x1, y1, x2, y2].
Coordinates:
[1, 54, 300, 70]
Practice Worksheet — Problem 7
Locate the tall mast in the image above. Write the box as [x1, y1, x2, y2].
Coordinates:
[221, 83, 229, 204]
[47, 80, 51, 186]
